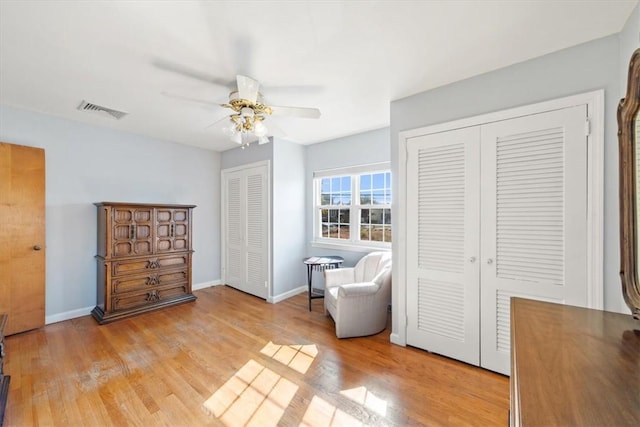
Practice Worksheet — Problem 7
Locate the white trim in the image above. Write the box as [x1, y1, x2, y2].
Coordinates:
[313, 161, 391, 178]
[193, 279, 222, 291]
[586, 90, 605, 310]
[312, 168, 392, 249]
[395, 89, 605, 346]
[46, 306, 94, 325]
[267, 285, 307, 304]
[312, 240, 391, 253]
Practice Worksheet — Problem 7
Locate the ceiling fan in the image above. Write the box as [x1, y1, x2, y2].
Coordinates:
[215, 75, 321, 148]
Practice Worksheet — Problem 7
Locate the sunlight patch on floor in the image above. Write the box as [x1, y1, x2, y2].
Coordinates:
[340, 386, 387, 416]
[260, 341, 318, 374]
[203, 359, 298, 427]
[300, 395, 364, 427]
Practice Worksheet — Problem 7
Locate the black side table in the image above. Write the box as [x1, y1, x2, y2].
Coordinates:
[303, 256, 344, 311]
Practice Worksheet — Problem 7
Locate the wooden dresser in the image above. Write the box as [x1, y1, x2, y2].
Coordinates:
[510, 297, 640, 426]
[91, 202, 197, 324]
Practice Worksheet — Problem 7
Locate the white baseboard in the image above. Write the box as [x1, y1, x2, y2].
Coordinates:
[46, 306, 94, 325]
[268, 285, 307, 304]
[44, 280, 223, 324]
[193, 279, 222, 291]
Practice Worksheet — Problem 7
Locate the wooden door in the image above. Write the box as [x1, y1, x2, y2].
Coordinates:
[111, 206, 154, 257]
[0, 142, 45, 335]
[156, 207, 190, 253]
[479, 105, 588, 375]
[406, 127, 481, 366]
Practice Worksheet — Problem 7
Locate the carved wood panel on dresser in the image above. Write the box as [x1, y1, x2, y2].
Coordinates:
[91, 202, 197, 324]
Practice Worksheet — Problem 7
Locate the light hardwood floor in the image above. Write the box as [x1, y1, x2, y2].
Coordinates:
[4, 286, 508, 426]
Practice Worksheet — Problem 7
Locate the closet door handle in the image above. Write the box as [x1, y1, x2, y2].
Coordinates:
[469, 256, 476, 263]
[487, 258, 494, 265]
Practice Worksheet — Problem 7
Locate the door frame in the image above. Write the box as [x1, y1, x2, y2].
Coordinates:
[221, 160, 272, 299]
[392, 90, 604, 346]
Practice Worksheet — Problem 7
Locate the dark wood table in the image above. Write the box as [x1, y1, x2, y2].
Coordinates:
[303, 256, 344, 311]
[510, 297, 640, 426]
[0, 314, 9, 427]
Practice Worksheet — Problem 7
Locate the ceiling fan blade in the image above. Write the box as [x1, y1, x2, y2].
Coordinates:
[237, 75, 259, 103]
[161, 91, 225, 108]
[204, 114, 231, 130]
[270, 105, 321, 119]
[153, 59, 235, 89]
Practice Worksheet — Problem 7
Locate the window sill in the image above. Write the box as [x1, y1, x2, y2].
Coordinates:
[311, 240, 391, 253]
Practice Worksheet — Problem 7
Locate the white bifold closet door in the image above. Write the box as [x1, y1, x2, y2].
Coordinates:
[406, 105, 588, 375]
[223, 163, 269, 299]
[406, 127, 482, 366]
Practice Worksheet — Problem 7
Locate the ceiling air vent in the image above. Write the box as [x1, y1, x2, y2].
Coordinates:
[77, 100, 128, 120]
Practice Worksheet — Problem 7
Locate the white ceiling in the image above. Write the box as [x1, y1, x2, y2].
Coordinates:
[0, 1, 637, 152]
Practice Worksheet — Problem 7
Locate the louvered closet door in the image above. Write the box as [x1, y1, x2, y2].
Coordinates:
[244, 165, 268, 299]
[223, 164, 268, 299]
[406, 127, 481, 365]
[480, 105, 588, 375]
[224, 172, 243, 290]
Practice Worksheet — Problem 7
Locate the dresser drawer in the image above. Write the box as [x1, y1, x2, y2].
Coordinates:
[111, 282, 189, 312]
[111, 254, 189, 276]
[112, 269, 188, 294]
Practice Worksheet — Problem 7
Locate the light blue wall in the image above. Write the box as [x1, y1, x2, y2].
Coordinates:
[304, 127, 391, 273]
[0, 105, 221, 322]
[620, 2, 639, 94]
[390, 33, 627, 339]
[272, 138, 307, 297]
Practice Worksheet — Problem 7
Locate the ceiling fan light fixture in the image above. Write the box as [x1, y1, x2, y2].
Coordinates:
[254, 118, 268, 136]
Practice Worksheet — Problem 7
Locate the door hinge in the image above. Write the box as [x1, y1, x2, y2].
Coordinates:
[585, 119, 591, 137]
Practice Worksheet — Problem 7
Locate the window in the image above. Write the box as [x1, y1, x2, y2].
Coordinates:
[314, 164, 391, 249]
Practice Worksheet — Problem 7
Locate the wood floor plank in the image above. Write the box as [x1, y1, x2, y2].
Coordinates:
[3, 286, 509, 426]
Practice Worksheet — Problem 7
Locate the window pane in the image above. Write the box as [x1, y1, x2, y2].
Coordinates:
[341, 176, 351, 192]
[321, 193, 330, 205]
[331, 177, 340, 192]
[321, 178, 330, 193]
[360, 174, 371, 191]
[371, 226, 384, 242]
[372, 173, 385, 189]
[329, 209, 338, 222]
[360, 225, 371, 241]
[384, 208, 391, 224]
[373, 190, 385, 204]
[340, 209, 350, 224]
[360, 190, 372, 205]
[321, 209, 328, 222]
[370, 209, 383, 224]
[322, 223, 329, 237]
[361, 209, 370, 224]
[383, 225, 392, 242]
[338, 225, 350, 239]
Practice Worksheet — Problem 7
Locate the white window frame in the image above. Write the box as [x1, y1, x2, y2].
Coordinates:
[312, 162, 392, 252]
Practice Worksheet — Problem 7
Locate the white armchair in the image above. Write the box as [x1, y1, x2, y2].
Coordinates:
[323, 251, 392, 338]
